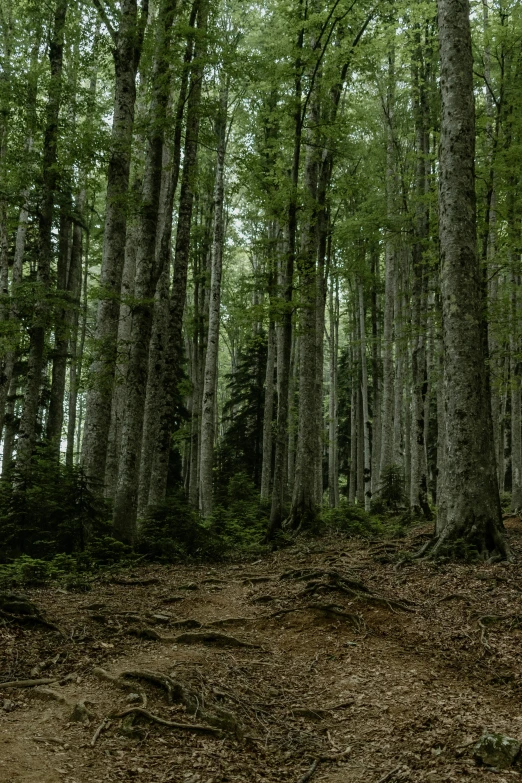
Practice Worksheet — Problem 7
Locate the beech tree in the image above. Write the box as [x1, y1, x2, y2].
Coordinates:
[2, 0, 522, 563]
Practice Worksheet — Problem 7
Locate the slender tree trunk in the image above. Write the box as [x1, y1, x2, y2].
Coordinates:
[138, 7, 196, 512]
[81, 0, 144, 487]
[434, 0, 506, 556]
[379, 50, 396, 482]
[356, 382, 364, 506]
[260, 319, 276, 503]
[370, 248, 381, 496]
[358, 282, 371, 510]
[348, 350, 357, 504]
[410, 33, 432, 519]
[16, 0, 68, 473]
[289, 79, 320, 529]
[199, 85, 228, 518]
[510, 267, 522, 511]
[392, 252, 403, 467]
[65, 191, 87, 467]
[328, 261, 339, 508]
[46, 196, 72, 452]
[267, 15, 304, 537]
[147, 0, 208, 509]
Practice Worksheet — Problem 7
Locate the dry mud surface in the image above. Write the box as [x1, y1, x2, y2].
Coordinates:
[2, 520, 522, 783]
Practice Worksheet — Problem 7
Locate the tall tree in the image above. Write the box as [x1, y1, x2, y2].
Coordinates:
[433, 0, 507, 557]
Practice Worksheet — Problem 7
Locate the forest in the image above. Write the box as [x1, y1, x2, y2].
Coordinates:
[1, 0, 522, 780]
[0, 0, 521, 561]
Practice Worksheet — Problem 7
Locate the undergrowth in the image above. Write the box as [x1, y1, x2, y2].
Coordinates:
[0, 457, 422, 590]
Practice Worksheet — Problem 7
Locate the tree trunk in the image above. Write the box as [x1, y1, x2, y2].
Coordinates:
[358, 282, 371, 511]
[410, 32, 432, 519]
[81, 0, 144, 487]
[199, 85, 228, 518]
[46, 196, 72, 452]
[65, 191, 87, 467]
[510, 267, 522, 511]
[147, 0, 208, 510]
[16, 0, 68, 473]
[138, 0, 196, 512]
[379, 50, 396, 483]
[328, 260, 339, 508]
[260, 317, 276, 503]
[435, 0, 506, 557]
[113, 0, 180, 543]
[267, 16, 304, 538]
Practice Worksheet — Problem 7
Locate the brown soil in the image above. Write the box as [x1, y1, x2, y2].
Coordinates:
[2, 523, 522, 783]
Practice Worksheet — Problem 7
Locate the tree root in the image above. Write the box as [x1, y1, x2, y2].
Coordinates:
[95, 667, 243, 738]
[0, 615, 63, 632]
[111, 576, 160, 586]
[113, 707, 221, 734]
[269, 604, 363, 629]
[298, 759, 319, 783]
[0, 678, 59, 689]
[296, 571, 414, 613]
[297, 747, 351, 783]
[173, 631, 259, 648]
[30, 686, 93, 723]
[91, 718, 110, 747]
[376, 765, 402, 783]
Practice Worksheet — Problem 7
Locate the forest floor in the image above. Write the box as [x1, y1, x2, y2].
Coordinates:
[2, 520, 522, 783]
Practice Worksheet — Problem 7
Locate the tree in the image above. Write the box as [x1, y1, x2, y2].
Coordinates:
[433, 0, 507, 558]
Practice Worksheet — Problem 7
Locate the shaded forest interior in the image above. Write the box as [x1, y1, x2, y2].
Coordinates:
[0, 0, 521, 574]
[4, 2, 522, 782]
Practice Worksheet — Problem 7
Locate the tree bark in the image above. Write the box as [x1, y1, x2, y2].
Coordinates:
[379, 50, 396, 482]
[81, 0, 145, 487]
[358, 281, 371, 510]
[113, 0, 180, 543]
[199, 85, 228, 518]
[146, 0, 208, 510]
[16, 0, 68, 473]
[138, 4, 196, 512]
[434, 0, 506, 557]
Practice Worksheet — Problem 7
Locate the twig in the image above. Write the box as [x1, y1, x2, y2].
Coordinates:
[297, 747, 351, 783]
[91, 718, 109, 747]
[377, 765, 402, 783]
[298, 760, 319, 783]
[319, 746, 351, 761]
[114, 707, 221, 734]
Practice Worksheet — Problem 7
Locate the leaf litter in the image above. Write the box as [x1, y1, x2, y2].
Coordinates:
[1, 520, 522, 782]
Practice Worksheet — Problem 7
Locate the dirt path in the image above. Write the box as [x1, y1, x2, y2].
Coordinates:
[2, 523, 522, 783]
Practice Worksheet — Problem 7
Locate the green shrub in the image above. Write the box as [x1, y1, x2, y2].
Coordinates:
[137, 491, 226, 561]
[0, 446, 109, 561]
[320, 501, 382, 537]
[374, 464, 407, 511]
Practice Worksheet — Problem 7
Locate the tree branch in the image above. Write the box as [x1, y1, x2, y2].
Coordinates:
[91, 0, 117, 44]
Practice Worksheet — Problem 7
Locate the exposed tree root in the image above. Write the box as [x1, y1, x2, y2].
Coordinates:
[297, 759, 319, 783]
[297, 747, 352, 783]
[111, 576, 160, 586]
[209, 617, 257, 627]
[95, 667, 243, 738]
[91, 718, 110, 747]
[173, 631, 259, 648]
[32, 687, 70, 705]
[0, 593, 64, 634]
[0, 678, 59, 688]
[269, 604, 363, 629]
[376, 765, 402, 783]
[291, 571, 414, 613]
[113, 707, 221, 734]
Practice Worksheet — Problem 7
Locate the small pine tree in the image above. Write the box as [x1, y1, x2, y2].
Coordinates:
[377, 464, 407, 511]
